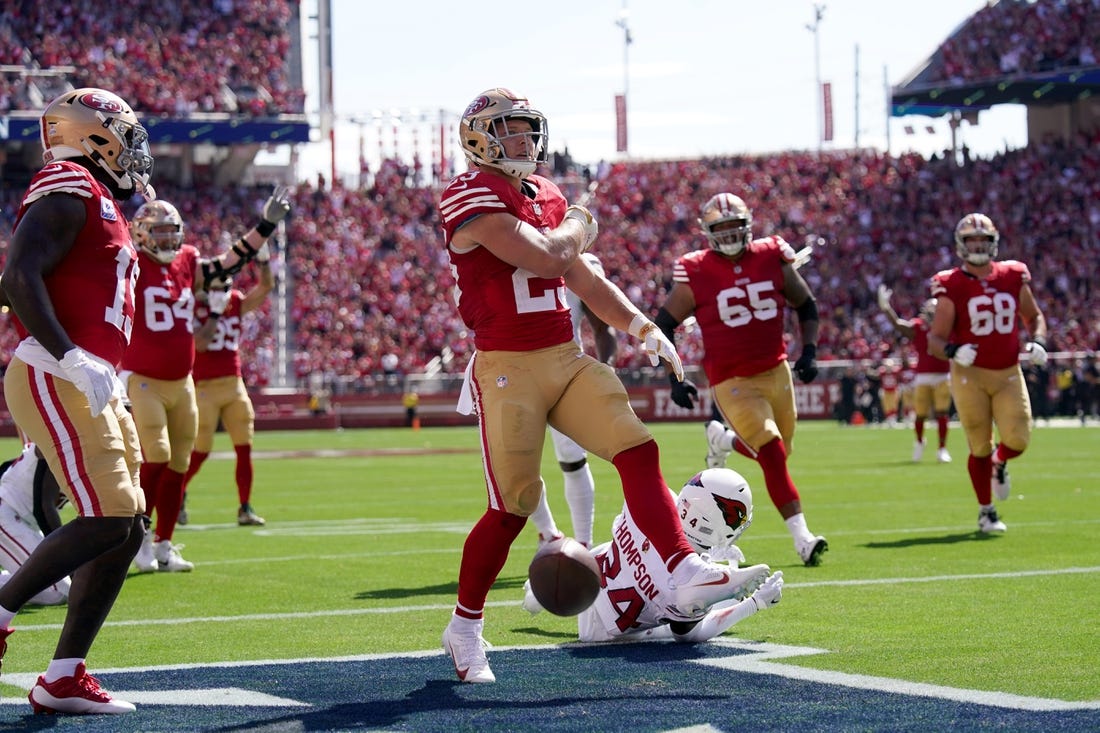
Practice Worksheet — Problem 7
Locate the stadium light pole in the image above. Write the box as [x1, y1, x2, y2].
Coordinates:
[806, 4, 825, 154]
[615, 1, 632, 155]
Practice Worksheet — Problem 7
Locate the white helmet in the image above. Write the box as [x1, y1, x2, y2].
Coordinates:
[954, 212, 999, 266]
[458, 88, 548, 180]
[699, 193, 752, 257]
[676, 468, 753, 557]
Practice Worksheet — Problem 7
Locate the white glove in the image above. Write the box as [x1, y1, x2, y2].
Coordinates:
[629, 315, 684, 381]
[261, 184, 292, 226]
[59, 348, 118, 417]
[709, 544, 746, 565]
[877, 284, 892, 311]
[751, 571, 784, 612]
[207, 289, 231, 315]
[255, 242, 271, 263]
[564, 205, 598, 251]
[1026, 341, 1048, 367]
[949, 343, 978, 367]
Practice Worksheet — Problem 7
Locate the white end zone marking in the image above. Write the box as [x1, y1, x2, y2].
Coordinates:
[698, 639, 1100, 712]
[0, 682, 307, 707]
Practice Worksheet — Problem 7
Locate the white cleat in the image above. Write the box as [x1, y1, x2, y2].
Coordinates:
[442, 617, 495, 683]
[667, 555, 770, 621]
[912, 439, 925, 462]
[705, 420, 731, 469]
[978, 507, 1007, 533]
[796, 536, 829, 566]
[132, 531, 157, 573]
[521, 579, 544, 616]
[154, 541, 194, 572]
[937, 447, 952, 463]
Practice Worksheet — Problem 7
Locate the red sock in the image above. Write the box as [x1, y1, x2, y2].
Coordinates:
[732, 435, 758, 460]
[613, 441, 693, 566]
[968, 454, 993, 505]
[914, 418, 925, 443]
[993, 443, 1023, 464]
[234, 444, 253, 505]
[140, 462, 167, 518]
[154, 469, 185, 542]
[937, 415, 949, 447]
[183, 450, 208, 489]
[455, 508, 527, 619]
[756, 438, 801, 509]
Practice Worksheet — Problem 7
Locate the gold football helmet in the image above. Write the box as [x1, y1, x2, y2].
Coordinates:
[699, 193, 753, 257]
[954, 213, 999, 266]
[459, 88, 547, 179]
[40, 87, 153, 197]
[131, 200, 184, 264]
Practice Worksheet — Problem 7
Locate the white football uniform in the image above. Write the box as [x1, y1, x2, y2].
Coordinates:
[0, 444, 70, 605]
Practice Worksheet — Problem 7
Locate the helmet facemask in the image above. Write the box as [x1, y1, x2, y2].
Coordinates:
[131, 200, 184, 264]
[460, 88, 548, 180]
[699, 193, 753, 257]
[40, 88, 155, 199]
[954, 213, 999, 266]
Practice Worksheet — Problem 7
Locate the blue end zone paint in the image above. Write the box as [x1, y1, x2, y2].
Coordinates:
[3, 643, 1097, 731]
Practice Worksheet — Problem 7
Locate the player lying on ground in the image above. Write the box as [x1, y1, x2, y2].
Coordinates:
[524, 468, 783, 642]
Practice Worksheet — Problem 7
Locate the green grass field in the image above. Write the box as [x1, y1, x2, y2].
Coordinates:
[0, 420, 1096, 703]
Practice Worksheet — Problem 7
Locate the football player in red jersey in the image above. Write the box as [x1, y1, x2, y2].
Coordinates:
[0, 87, 152, 714]
[928, 213, 1047, 534]
[182, 252, 275, 527]
[121, 188, 290, 573]
[437, 89, 769, 684]
[878, 287, 954, 462]
[655, 193, 828, 567]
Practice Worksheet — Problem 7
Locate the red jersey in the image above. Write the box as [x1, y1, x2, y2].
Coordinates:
[673, 236, 795, 382]
[192, 290, 244, 381]
[930, 260, 1031, 370]
[880, 367, 900, 392]
[910, 317, 950, 375]
[121, 244, 200, 380]
[12, 162, 138, 366]
[438, 169, 573, 351]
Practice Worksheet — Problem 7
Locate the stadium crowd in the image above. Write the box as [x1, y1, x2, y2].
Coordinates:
[926, 0, 1100, 84]
[0, 0, 303, 115]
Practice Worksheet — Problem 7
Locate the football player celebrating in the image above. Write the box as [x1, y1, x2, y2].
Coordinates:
[528, 252, 618, 549]
[655, 193, 828, 566]
[182, 252, 275, 527]
[0, 87, 151, 714]
[927, 213, 1048, 533]
[122, 188, 290, 572]
[438, 88, 768, 683]
[524, 468, 783, 642]
[878, 287, 953, 463]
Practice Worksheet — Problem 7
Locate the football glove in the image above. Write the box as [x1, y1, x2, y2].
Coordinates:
[793, 344, 818, 383]
[256, 185, 292, 236]
[751, 571, 784, 612]
[564, 205, 598, 252]
[629, 315, 684, 381]
[876, 283, 892, 311]
[59, 348, 118, 417]
[668, 373, 698, 409]
[944, 343, 977, 366]
[1026, 341, 1048, 367]
[207, 289, 231, 315]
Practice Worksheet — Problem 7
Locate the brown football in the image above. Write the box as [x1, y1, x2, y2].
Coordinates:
[527, 537, 601, 617]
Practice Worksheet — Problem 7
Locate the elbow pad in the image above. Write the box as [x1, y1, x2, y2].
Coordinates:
[795, 297, 819, 323]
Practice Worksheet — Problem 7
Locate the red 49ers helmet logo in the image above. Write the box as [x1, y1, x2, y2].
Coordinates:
[78, 91, 124, 114]
[463, 96, 491, 118]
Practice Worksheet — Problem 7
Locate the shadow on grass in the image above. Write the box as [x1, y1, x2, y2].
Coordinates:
[355, 574, 528, 600]
[863, 531, 1002, 549]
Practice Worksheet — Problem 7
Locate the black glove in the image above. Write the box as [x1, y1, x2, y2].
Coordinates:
[793, 344, 818, 383]
[669, 373, 699, 409]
